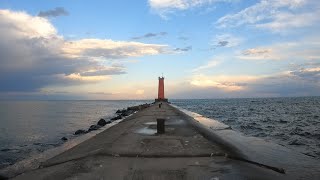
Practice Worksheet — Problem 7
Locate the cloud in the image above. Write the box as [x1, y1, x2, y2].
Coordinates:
[62, 39, 168, 59]
[132, 32, 167, 40]
[238, 37, 320, 61]
[289, 64, 320, 83]
[239, 48, 275, 60]
[190, 74, 259, 91]
[177, 67, 320, 98]
[216, 0, 318, 32]
[255, 11, 319, 33]
[38, 7, 69, 17]
[173, 46, 192, 52]
[79, 66, 126, 76]
[212, 34, 242, 48]
[148, 0, 232, 18]
[0, 9, 169, 92]
[192, 60, 220, 72]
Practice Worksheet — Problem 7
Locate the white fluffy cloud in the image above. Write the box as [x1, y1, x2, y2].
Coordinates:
[0, 9, 57, 38]
[62, 39, 167, 59]
[0, 9, 169, 92]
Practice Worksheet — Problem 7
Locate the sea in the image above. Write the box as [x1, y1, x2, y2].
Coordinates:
[0, 97, 320, 169]
[0, 100, 152, 169]
[172, 97, 320, 159]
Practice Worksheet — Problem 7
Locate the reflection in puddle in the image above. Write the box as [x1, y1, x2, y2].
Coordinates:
[143, 119, 185, 126]
[135, 127, 157, 135]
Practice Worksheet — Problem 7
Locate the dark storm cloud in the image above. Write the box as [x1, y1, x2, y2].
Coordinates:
[173, 46, 192, 52]
[38, 7, 69, 17]
[132, 32, 167, 40]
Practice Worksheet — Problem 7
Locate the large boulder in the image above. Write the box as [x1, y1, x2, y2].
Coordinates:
[111, 115, 122, 121]
[97, 118, 110, 126]
[88, 124, 101, 132]
[127, 106, 140, 111]
[74, 129, 87, 135]
[116, 109, 126, 114]
[121, 110, 134, 117]
[127, 103, 150, 111]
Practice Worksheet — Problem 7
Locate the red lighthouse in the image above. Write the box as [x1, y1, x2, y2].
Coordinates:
[158, 77, 165, 99]
[155, 76, 168, 102]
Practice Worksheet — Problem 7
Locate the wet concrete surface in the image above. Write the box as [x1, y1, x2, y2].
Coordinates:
[9, 102, 319, 179]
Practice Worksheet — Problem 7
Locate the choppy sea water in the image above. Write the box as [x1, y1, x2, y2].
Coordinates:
[0, 100, 151, 169]
[171, 97, 320, 159]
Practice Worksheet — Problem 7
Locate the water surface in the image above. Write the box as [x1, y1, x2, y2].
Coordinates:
[0, 100, 151, 169]
[171, 97, 320, 159]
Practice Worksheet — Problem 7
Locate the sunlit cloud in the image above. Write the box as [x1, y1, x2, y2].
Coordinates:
[0, 9, 169, 92]
[0, 9, 57, 38]
[80, 66, 126, 76]
[190, 74, 259, 91]
[61, 39, 168, 59]
[60, 73, 110, 82]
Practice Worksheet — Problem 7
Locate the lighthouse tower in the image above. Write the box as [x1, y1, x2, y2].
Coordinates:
[155, 76, 168, 102]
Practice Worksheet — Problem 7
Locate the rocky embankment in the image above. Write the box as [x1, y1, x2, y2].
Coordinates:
[60, 103, 151, 140]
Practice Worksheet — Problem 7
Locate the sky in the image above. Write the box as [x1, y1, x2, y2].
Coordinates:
[0, 0, 319, 100]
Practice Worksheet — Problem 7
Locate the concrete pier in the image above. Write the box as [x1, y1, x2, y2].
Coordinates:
[10, 103, 320, 179]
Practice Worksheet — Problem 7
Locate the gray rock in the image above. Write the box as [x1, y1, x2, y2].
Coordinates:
[74, 129, 87, 135]
[121, 110, 134, 117]
[88, 125, 101, 132]
[116, 109, 126, 114]
[61, 137, 68, 141]
[111, 115, 122, 121]
[97, 118, 110, 126]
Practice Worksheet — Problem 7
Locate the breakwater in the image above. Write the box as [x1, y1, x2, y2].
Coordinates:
[2, 102, 320, 180]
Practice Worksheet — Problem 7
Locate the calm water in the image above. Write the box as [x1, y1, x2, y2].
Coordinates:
[171, 97, 320, 159]
[0, 100, 151, 169]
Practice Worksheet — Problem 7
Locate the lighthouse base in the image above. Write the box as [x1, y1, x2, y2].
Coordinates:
[155, 98, 168, 102]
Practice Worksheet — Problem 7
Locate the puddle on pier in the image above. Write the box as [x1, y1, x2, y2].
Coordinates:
[135, 120, 181, 135]
[143, 119, 185, 126]
[135, 127, 157, 135]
